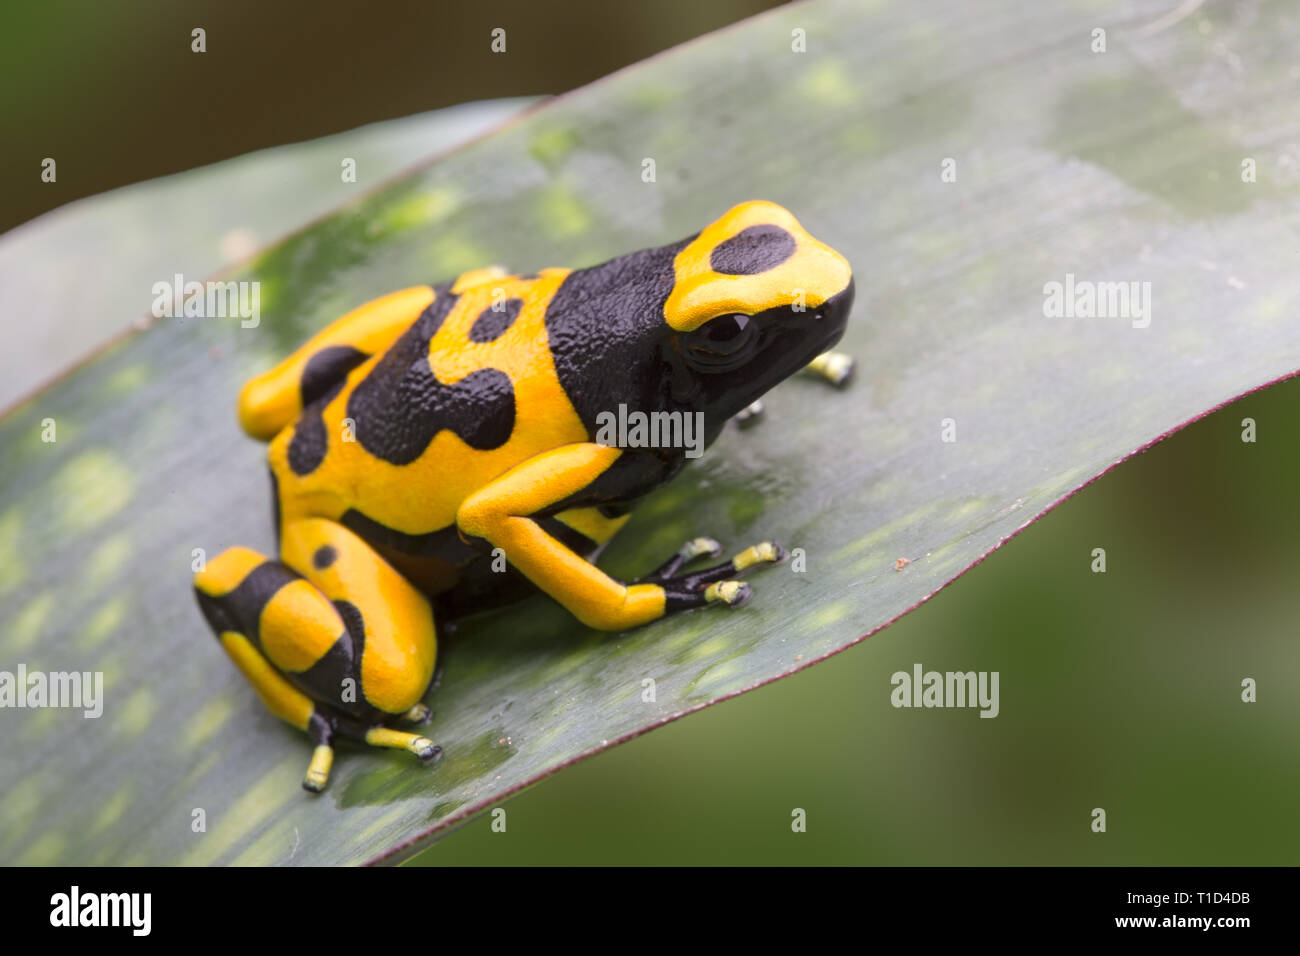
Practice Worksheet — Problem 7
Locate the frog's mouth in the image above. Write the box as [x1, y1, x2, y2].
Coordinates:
[756, 275, 855, 378]
[807, 276, 855, 353]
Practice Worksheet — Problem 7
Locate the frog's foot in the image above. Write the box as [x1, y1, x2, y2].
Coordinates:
[400, 703, 433, 726]
[646, 540, 785, 612]
[640, 539, 784, 584]
[364, 727, 443, 765]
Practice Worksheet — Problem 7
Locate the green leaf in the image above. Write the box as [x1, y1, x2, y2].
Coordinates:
[2, 0, 1298, 865]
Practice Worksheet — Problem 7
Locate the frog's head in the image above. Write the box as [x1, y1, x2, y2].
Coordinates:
[662, 200, 854, 423]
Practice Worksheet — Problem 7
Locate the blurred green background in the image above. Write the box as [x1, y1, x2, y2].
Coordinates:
[0, 0, 781, 235]
[4, 0, 1296, 865]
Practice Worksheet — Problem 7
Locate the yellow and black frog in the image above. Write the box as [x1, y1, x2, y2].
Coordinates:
[194, 199, 855, 791]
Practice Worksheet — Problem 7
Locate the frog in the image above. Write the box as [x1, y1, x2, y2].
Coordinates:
[193, 199, 855, 792]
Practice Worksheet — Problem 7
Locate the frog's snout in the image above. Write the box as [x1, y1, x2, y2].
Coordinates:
[818, 276, 854, 325]
[813, 275, 854, 353]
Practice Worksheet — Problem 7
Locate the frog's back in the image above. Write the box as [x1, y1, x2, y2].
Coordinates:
[266, 268, 591, 572]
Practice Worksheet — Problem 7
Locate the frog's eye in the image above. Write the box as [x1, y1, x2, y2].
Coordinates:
[690, 314, 755, 356]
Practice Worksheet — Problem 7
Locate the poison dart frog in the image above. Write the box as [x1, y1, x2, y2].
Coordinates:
[194, 200, 855, 792]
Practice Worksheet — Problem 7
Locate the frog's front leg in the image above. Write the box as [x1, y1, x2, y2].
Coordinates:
[457, 444, 779, 630]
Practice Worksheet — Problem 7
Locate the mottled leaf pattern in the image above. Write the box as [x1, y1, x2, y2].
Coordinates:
[1, 0, 1297, 865]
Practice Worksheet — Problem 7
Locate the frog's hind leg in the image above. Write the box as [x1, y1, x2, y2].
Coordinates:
[193, 547, 348, 792]
[195, 538, 441, 790]
[278, 517, 442, 764]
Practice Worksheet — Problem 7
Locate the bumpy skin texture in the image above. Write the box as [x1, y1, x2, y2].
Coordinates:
[193, 200, 855, 792]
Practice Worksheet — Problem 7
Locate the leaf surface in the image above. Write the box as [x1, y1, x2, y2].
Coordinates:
[1, 0, 1297, 865]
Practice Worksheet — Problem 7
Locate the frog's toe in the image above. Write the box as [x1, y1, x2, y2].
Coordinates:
[806, 350, 856, 386]
[682, 536, 723, 561]
[639, 536, 724, 583]
[732, 541, 785, 570]
[705, 580, 752, 607]
[401, 703, 433, 726]
[414, 740, 443, 764]
[653, 540, 785, 599]
[363, 726, 444, 766]
[301, 744, 334, 794]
